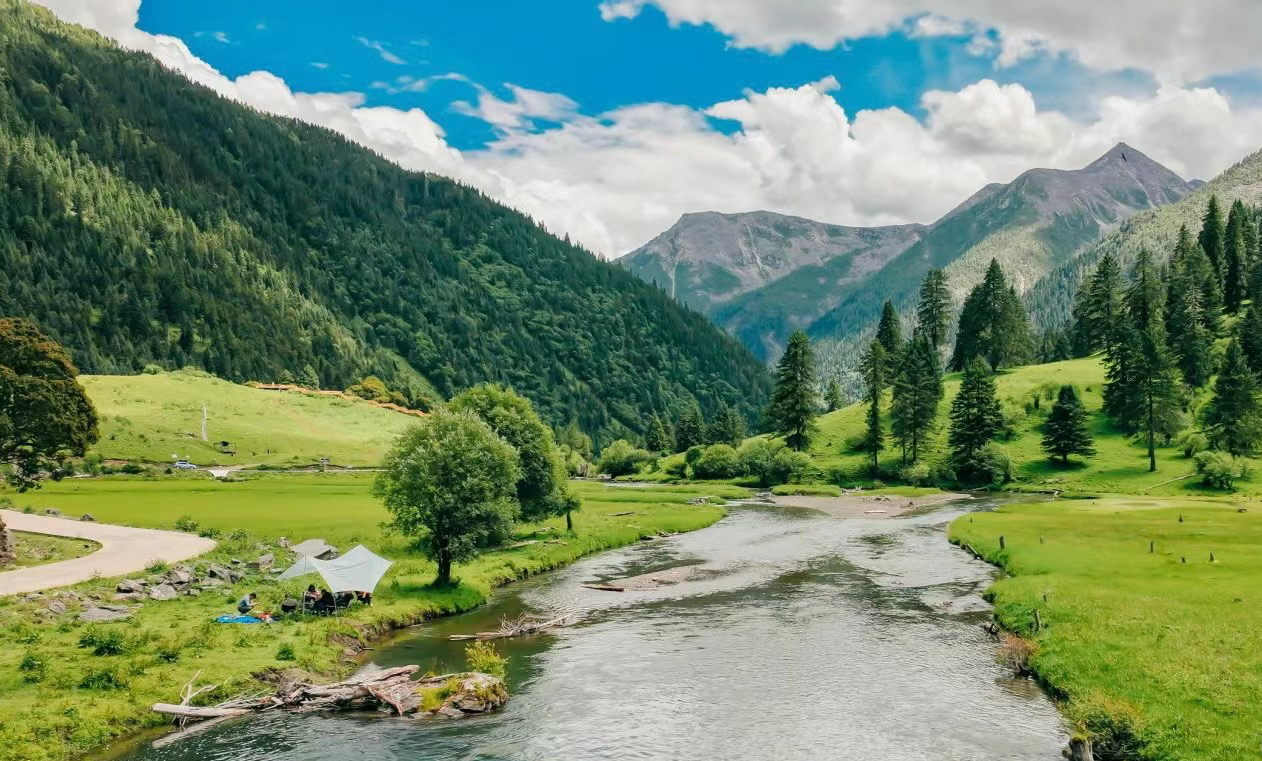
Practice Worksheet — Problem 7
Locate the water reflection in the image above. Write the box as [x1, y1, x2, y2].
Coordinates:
[106, 495, 1067, 761]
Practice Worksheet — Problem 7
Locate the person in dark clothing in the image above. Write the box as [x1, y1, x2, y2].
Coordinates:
[313, 588, 335, 615]
[356, 591, 373, 607]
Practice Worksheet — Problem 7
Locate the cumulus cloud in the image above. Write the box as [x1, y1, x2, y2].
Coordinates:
[599, 0, 1262, 84]
[27, 0, 1262, 260]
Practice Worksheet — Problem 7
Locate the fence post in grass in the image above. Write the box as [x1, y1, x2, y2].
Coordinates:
[1149, 540, 1154, 554]
[1032, 609, 1042, 633]
[1210, 552, 1216, 563]
[999, 535, 1006, 550]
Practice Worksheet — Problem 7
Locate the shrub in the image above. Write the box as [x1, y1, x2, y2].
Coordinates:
[737, 439, 779, 487]
[998, 633, 1038, 676]
[1175, 430, 1209, 458]
[18, 652, 46, 683]
[900, 460, 933, 487]
[198, 527, 222, 539]
[1194, 451, 1250, 490]
[597, 440, 654, 478]
[692, 444, 742, 479]
[771, 448, 813, 485]
[79, 667, 128, 690]
[78, 626, 130, 656]
[464, 640, 508, 680]
[173, 515, 199, 533]
[956, 442, 1012, 485]
[999, 400, 1027, 440]
[276, 643, 297, 661]
[683, 445, 705, 468]
[141, 363, 163, 375]
[155, 641, 183, 664]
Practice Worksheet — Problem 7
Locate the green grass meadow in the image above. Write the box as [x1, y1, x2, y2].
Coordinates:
[81, 371, 418, 467]
[0, 477, 739, 761]
[951, 497, 1262, 761]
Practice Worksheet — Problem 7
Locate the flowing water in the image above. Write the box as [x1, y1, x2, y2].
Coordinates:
[105, 494, 1068, 760]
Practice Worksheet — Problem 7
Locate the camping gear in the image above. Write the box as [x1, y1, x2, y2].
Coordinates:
[290, 538, 339, 559]
[215, 614, 264, 624]
[278, 544, 392, 600]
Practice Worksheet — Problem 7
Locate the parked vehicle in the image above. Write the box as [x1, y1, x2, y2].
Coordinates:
[173, 460, 197, 470]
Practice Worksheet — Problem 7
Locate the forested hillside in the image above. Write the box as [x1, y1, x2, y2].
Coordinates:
[0, 0, 770, 442]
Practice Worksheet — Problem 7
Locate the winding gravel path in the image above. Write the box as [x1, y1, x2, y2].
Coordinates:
[0, 510, 216, 596]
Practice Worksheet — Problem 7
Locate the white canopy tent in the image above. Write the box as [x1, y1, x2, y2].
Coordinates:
[278, 544, 392, 593]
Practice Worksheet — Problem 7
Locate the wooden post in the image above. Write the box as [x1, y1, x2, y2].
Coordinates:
[1065, 737, 1094, 761]
[999, 535, 1006, 550]
[1210, 552, 1216, 563]
[1032, 609, 1042, 633]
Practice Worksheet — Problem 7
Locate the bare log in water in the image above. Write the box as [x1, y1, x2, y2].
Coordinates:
[449, 613, 569, 640]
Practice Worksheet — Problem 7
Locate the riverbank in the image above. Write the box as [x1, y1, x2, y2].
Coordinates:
[771, 491, 970, 519]
[950, 495, 1262, 761]
[0, 479, 738, 761]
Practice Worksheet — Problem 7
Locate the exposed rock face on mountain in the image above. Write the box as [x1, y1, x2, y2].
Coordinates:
[624, 143, 1196, 365]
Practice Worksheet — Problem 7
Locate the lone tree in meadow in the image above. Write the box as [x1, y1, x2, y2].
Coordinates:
[0, 318, 99, 492]
[860, 340, 887, 475]
[449, 383, 579, 529]
[1202, 339, 1262, 456]
[1041, 385, 1096, 465]
[374, 409, 520, 585]
[948, 357, 1003, 480]
[765, 331, 819, 451]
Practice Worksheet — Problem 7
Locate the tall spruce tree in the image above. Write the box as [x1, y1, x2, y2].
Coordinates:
[1041, 385, 1095, 464]
[890, 334, 943, 463]
[1202, 339, 1262, 456]
[1175, 225, 1224, 327]
[1200, 195, 1226, 287]
[1240, 305, 1262, 377]
[951, 259, 1033, 371]
[875, 300, 904, 358]
[948, 357, 1003, 479]
[1224, 200, 1250, 312]
[1124, 250, 1185, 471]
[823, 377, 845, 412]
[1170, 288, 1214, 388]
[916, 269, 952, 353]
[706, 402, 745, 447]
[860, 341, 887, 475]
[765, 331, 819, 451]
[674, 403, 704, 453]
[645, 414, 672, 453]
[1072, 251, 1124, 356]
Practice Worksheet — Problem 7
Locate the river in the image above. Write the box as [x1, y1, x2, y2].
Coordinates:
[105, 494, 1068, 760]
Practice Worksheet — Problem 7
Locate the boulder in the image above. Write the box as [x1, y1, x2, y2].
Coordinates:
[80, 513, 96, 522]
[276, 537, 292, 549]
[417, 672, 509, 716]
[167, 568, 194, 586]
[207, 564, 233, 580]
[113, 592, 145, 603]
[43, 508, 61, 516]
[200, 577, 227, 588]
[257, 553, 274, 568]
[149, 584, 178, 601]
[185, 588, 201, 597]
[46, 600, 68, 616]
[80, 605, 134, 622]
[117, 579, 147, 593]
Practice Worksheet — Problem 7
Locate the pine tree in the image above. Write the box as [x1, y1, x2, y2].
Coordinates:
[951, 259, 1032, 371]
[299, 364, 320, 390]
[1224, 200, 1250, 312]
[1200, 195, 1226, 287]
[1171, 288, 1213, 388]
[860, 341, 886, 475]
[1202, 339, 1262, 456]
[1072, 252, 1124, 356]
[706, 402, 745, 446]
[916, 269, 951, 353]
[645, 414, 671, 453]
[1174, 225, 1224, 327]
[823, 376, 844, 412]
[890, 334, 942, 463]
[948, 357, 1003, 478]
[875, 300, 903, 358]
[1240, 305, 1262, 377]
[674, 403, 704, 453]
[1041, 385, 1095, 464]
[765, 331, 819, 451]
[1122, 251, 1185, 471]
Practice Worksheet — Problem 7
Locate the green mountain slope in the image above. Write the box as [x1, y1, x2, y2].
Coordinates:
[82, 371, 421, 467]
[0, 0, 770, 441]
[1027, 147, 1262, 328]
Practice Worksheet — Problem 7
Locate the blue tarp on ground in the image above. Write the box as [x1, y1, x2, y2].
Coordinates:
[215, 614, 264, 624]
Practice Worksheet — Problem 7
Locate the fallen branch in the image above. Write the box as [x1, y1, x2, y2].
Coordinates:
[448, 613, 568, 640]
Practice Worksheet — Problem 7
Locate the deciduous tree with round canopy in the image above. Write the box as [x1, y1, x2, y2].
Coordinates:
[0, 318, 98, 492]
[374, 409, 520, 585]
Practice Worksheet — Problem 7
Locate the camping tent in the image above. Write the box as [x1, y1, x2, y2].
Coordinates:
[278, 544, 392, 593]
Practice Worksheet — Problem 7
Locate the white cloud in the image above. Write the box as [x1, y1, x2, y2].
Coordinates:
[354, 36, 406, 65]
[454, 84, 580, 132]
[27, 0, 1262, 262]
[599, 1, 1262, 85]
[211, 31, 229, 44]
[311, 61, 329, 70]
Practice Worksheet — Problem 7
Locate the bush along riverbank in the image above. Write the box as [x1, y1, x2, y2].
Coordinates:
[950, 495, 1262, 761]
[0, 481, 736, 761]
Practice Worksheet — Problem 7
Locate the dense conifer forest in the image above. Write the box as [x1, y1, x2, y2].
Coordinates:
[0, 1, 770, 442]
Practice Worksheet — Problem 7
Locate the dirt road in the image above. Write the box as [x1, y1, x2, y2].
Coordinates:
[0, 510, 216, 596]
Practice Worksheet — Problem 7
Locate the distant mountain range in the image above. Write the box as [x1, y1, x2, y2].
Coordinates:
[622, 143, 1200, 365]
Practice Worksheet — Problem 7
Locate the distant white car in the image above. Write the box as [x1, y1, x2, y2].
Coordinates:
[173, 461, 197, 470]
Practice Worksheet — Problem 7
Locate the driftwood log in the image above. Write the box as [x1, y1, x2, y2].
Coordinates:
[152, 666, 507, 725]
[449, 613, 568, 641]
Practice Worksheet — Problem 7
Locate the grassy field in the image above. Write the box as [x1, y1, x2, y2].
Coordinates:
[8, 533, 99, 568]
[81, 371, 418, 467]
[0, 477, 739, 761]
[806, 356, 1262, 496]
[950, 497, 1262, 761]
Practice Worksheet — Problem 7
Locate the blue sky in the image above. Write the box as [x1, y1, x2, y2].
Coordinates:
[46, 0, 1262, 255]
[139, 0, 1155, 151]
